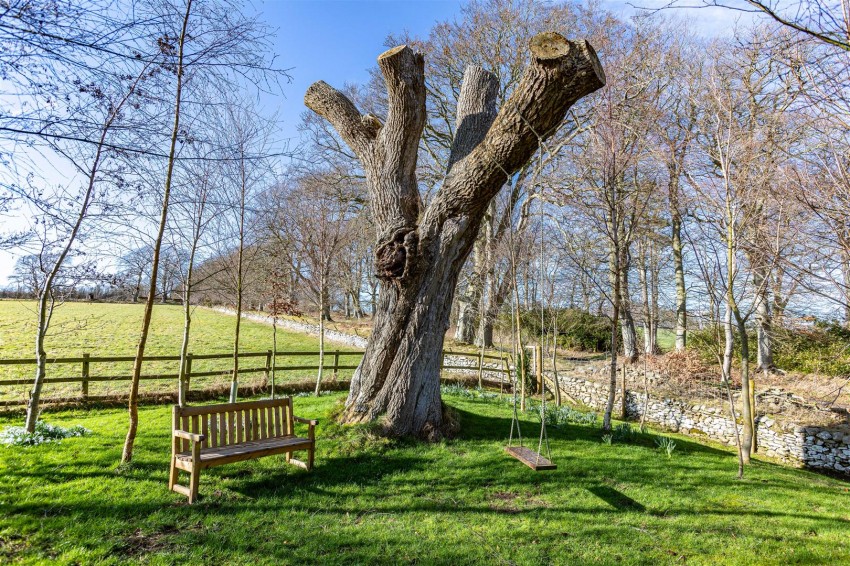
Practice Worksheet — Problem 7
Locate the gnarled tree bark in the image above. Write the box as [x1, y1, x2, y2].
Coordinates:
[305, 33, 604, 438]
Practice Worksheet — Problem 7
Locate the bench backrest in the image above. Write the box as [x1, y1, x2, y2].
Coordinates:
[173, 397, 294, 452]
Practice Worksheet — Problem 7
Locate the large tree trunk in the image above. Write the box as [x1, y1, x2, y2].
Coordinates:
[320, 283, 333, 321]
[305, 34, 604, 438]
[132, 272, 142, 303]
[453, 271, 480, 343]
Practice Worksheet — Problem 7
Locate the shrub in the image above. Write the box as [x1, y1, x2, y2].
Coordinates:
[517, 308, 611, 353]
[0, 421, 91, 447]
[688, 320, 850, 377]
[613, 423, 638, 442]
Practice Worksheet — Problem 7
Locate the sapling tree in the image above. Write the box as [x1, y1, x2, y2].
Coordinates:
[121, 0, 286, 463]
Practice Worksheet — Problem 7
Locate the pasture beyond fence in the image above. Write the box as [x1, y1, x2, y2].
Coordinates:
[0, 349, 511, 408]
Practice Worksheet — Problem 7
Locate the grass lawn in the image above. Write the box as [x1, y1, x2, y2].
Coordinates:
[1, 391, 848, 565]
[636, 328, 677, 353]
[0, 301, 356, 402]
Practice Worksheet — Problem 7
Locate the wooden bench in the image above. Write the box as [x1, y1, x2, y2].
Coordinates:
[169, 397, 317, 503]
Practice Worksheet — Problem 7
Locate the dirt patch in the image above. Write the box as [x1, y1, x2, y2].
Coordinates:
[119, 526, 180, 557]
[118, 523, 204, 558]
[0, 534, 29, 559]
[489, 491, 518, 502]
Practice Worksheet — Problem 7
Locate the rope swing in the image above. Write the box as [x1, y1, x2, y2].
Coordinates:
[505, 178, 556, 471]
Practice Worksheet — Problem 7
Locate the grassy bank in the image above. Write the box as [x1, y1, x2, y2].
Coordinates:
[1, 391, 848, 565]
[0, 301, 354, 403]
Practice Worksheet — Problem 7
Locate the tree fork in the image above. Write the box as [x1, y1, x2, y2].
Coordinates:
[304, 32, 604, 438]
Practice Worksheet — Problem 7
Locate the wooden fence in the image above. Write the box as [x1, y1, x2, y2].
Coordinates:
[0, 348, 511, 407]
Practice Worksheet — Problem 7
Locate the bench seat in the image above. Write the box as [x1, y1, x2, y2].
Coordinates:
[175, 435, 313, 469]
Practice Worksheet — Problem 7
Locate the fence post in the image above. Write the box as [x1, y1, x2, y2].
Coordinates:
[264, 349, 272, 386]
[477, 349, 484, 389]
[81, 353, 89, 400]
[332, 350, 340, 382]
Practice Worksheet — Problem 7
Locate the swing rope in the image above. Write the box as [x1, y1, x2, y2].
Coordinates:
[535, 179, 552, 465]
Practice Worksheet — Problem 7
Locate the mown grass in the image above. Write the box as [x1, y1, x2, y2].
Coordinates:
[0, 301, 356, 402]
[1, 391, 848, 565]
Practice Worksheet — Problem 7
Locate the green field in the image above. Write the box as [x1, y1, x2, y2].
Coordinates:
[1, 391, 848, 564]
[0, 301, 355, 403]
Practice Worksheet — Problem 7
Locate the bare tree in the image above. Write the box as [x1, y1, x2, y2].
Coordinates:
[17, 62, 154, 433]
[123, 0, 194, 464]
[121, 0, 286, 463]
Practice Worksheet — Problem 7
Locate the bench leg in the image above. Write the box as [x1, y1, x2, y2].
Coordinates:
[188, 466, 200, 504]
[308, 444, 314, 471]
[168, 457, 178, 491]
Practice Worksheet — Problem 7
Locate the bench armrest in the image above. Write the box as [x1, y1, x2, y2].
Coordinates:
[173, 429, 206, 443]
[293, 416, 318, 426]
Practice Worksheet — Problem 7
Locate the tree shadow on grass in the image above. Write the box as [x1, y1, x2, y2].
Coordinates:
[587, 484, 646, 512]
[451, 403, 730, 457]
[232, 453, 431, 500]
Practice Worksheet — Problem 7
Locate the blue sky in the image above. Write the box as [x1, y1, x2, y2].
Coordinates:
[263, 0, 750, 142]
[264, 0, 465, 144]
[0, 0, 752, 285]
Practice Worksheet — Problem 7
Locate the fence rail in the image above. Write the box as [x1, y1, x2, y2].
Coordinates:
[0, 348, 510, 407]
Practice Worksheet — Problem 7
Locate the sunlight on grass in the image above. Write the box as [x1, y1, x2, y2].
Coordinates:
[1, 392, 848, 564]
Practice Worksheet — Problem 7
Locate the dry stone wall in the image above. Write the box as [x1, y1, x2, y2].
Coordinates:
[550, 367, 850, 476]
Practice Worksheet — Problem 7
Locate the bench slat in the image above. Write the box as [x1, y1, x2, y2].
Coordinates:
[201, 415, 208, 449]
[181, 416, 190, 452]
[259, 407, 267, 440]
[287, 398, 294, 435]
[176, 436, 312, 469]
[209, 413, 218, 448]
[267, 406, 275, 438]
[219, 412, 226, 447]
[236, 410, 243, 443]
[276, 405, 283, 437]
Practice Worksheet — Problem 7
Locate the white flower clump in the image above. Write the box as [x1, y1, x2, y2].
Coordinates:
[0, 421, 91, 447]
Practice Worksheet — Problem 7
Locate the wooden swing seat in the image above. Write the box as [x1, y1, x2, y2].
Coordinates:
[505, 445, 557, 471]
